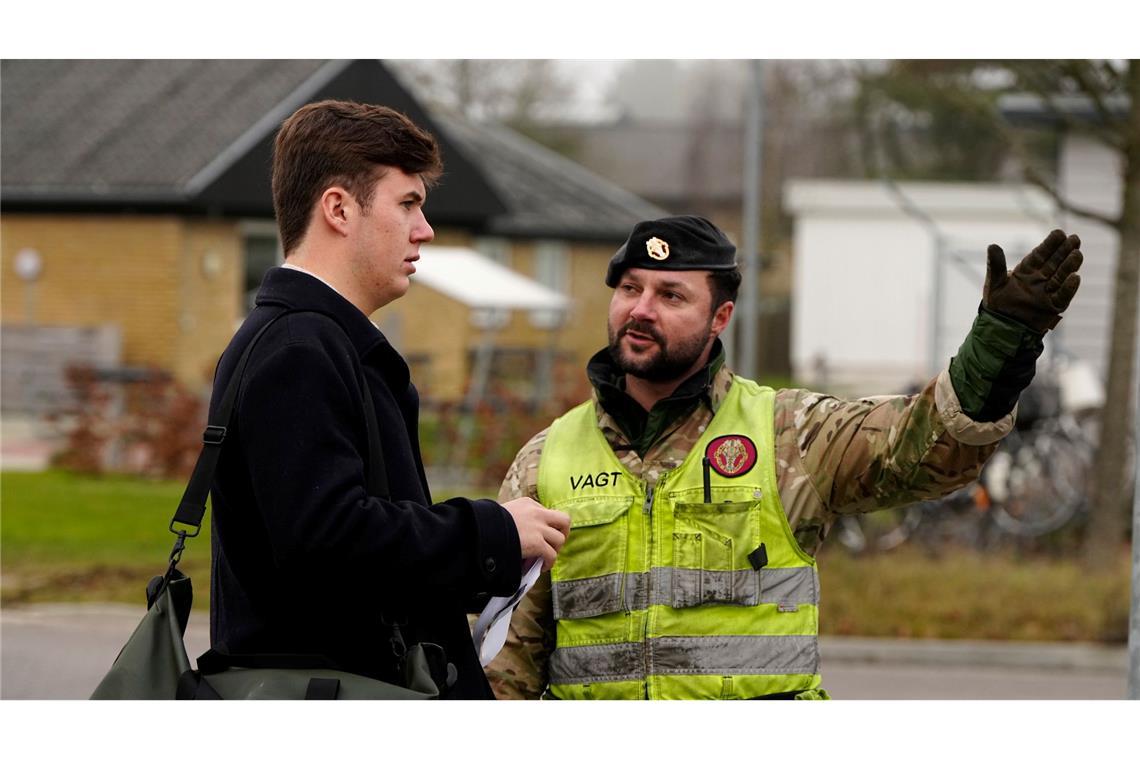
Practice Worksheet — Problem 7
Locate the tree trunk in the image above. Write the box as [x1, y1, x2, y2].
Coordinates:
[1085, 60, 1140, 569]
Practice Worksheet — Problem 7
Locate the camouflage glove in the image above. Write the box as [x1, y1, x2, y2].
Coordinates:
[982, 229, 1083, 333]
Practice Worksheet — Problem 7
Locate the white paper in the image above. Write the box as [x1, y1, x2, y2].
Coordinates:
[472, 558, 543, 666]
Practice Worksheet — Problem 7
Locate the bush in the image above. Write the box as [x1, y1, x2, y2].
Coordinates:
[420, 390, 584, 489]
[48, 365, 206, 480]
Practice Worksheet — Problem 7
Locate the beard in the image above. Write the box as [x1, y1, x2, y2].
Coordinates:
[607, 317, 712, 382]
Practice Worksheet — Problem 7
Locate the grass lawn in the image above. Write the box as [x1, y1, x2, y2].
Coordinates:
[817, 543, 1131, 643]
[1, 470, 1132, 642]
[1, 470, 211, 606]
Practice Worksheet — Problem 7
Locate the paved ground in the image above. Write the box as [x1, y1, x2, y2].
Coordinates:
[822, 659, 1126, 699]
[1, 603, 1129, 699]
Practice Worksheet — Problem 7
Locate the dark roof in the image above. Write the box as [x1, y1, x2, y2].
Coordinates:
[998, 92, 1131, 127]
[435, 114, 668, 240]
[1, 60, 326, 201]
[0, 59, 503, 223]
[1, 59, 662, 241]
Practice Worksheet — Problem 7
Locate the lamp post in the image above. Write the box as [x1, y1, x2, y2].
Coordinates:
[737, 59, 764, 379]
[1129, 310, 1140, 699]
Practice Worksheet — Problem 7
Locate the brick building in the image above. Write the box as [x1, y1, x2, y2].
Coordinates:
[1, 59, 666, 410]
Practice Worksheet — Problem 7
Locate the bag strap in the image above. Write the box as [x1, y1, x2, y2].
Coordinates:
[166, 308, 388, 549]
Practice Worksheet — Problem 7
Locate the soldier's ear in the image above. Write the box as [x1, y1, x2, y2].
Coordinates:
[711, 300, 734, 336]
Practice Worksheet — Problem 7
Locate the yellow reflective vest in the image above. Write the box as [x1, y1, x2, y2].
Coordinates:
[539, 378, 826, 699]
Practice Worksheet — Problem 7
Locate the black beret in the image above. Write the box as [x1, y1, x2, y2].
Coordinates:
[605, 215, 738, 287]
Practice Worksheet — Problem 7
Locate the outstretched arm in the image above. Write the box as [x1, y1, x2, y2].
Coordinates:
[778, 231, 1084, 535]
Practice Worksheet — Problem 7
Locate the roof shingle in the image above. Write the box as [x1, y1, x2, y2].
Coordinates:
[1, 59, 665, 240]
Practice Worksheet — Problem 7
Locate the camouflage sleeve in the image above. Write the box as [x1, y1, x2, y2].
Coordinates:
[484, 570, 555, 700]
[484, 428, 555, 700]
[774, 369, 1011, 529]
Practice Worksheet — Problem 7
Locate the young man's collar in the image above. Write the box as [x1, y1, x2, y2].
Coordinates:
[280, 262, 383, 332]
[254, 267, 390, 358]
[281, 262, 345, 300]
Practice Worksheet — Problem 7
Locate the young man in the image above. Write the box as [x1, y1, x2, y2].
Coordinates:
[209, 100, 569, 699]
[486, 215, 1082, 699]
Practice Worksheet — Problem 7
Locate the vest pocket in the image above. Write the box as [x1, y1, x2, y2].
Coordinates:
[550, 497, 633, 619]
[672, 499, 761, 608]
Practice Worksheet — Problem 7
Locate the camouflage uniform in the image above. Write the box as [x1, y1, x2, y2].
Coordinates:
[485, 365, 1014, 699]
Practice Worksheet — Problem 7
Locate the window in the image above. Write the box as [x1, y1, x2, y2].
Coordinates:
[474, 236, 512, 267]
[241, 222, 282, 314]
[530, 240, 569, 329]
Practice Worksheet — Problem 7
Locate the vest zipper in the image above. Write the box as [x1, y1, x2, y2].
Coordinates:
[618, 484, 656, 620]
[641, 477, 663, 699]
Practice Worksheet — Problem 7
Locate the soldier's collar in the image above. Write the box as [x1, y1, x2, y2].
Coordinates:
[587, 338, 729, 416]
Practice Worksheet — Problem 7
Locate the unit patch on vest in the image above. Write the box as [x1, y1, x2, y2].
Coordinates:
[705, 435, 758, 478]
[570, 471, 624, 490]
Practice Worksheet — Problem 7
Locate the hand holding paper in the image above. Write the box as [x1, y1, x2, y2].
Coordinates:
[473, 557, 544, 666]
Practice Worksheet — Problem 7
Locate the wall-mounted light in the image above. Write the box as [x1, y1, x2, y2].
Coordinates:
[201, 249, 223, 279]
[14, 248, 43, 282]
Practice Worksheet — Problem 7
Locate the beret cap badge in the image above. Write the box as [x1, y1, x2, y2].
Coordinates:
[604, 215, 738, 287]
[646, 237, 670, 260]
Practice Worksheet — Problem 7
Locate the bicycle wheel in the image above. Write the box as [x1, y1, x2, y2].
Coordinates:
[844, 505, 923, 553]
[834, 516, 868, 554]
[988, 426, 1086, 537]
[914, 487, 993, 552]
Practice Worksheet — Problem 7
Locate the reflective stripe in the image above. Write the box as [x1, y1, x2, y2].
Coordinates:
[663, 565, 760, 608]
[550, 574, 625, 619]
[552, 567, 818, 619]
[651, 635, 819, 675]
[550, 635, 819, 684]
[754, 567, 818, 606]
[550, 642, 642, 685]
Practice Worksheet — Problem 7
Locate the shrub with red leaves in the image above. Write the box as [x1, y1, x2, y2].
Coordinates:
[49, 365, 206, 479]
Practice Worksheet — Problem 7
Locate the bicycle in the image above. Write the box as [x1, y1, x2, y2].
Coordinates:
[982, 412, 1093, 538]
[832, 350, 1101, 555]
[833, 482, 996, 556]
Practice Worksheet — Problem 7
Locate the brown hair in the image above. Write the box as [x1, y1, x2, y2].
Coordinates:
[271, 100, 443, 255]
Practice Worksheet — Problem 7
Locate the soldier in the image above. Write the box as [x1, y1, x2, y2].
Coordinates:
[485, 215, 1082, 699]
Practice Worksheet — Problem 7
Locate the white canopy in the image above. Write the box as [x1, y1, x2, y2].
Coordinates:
[410, 245, 570, 312]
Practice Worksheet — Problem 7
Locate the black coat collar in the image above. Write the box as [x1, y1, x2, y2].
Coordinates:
[254, 267, 390, 360]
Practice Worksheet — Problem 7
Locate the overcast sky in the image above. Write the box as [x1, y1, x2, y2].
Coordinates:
[6, 2, 1132, 59]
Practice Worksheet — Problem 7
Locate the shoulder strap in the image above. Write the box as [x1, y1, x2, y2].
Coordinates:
[169, 308, 388, 541]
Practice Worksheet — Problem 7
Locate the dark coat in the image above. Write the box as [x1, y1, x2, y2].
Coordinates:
[209, 267, 521, 699]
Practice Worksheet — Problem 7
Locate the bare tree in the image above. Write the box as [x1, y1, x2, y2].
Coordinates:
[390, 60, 576, 127]
[857, 60, 1139, 568]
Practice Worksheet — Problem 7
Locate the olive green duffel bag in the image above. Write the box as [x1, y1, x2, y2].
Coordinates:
[91, 569, 442, 700]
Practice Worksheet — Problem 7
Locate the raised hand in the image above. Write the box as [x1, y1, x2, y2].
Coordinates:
[982, 229, 1083, 332]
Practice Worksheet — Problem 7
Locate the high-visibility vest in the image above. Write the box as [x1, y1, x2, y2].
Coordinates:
[539, 378, 824, 699]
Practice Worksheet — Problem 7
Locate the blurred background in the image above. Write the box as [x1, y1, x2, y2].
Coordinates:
[1, 58, 1136, 698]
